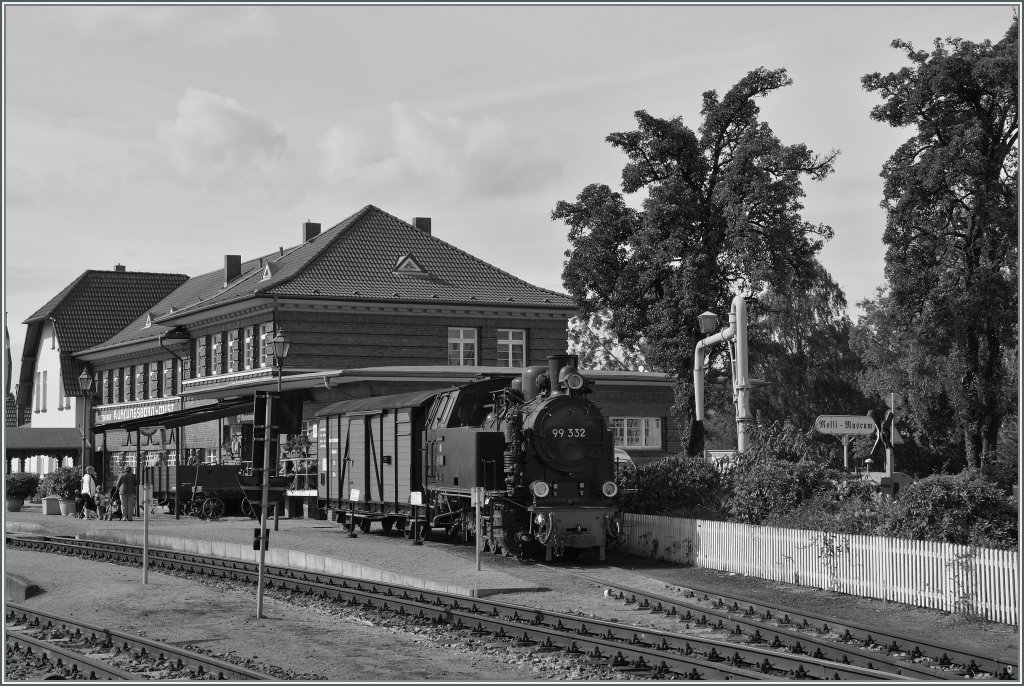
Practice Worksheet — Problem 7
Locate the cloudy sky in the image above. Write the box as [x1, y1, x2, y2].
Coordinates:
[3, 3, 1015, 368]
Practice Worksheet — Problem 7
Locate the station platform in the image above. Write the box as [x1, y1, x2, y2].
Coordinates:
[3, 503, 545, 598]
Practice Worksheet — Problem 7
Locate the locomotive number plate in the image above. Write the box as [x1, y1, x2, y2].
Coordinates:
[550, 428, 587, 438]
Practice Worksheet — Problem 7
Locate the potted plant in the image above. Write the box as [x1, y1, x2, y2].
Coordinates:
[5, 472, 40, 512]
[39, 466, 82, 516]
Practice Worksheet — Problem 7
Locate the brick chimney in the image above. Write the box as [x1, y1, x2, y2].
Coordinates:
[224, 255, 241, 285]
[114, 264, 126, 272]
[412, 217, 431, 235]
[303, 221, 321, 242]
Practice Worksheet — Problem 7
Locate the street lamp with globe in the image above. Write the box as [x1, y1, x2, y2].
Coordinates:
[256, 330, 289, 618]
[78, 368, 94, 472]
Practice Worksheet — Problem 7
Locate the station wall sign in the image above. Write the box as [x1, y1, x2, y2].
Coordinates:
[814, 415, 877, 435]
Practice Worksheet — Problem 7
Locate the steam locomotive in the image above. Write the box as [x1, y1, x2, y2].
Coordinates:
[317, 354, 623, 561]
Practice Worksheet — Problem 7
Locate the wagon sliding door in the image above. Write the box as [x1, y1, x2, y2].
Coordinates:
[362, 411, 394, 504]
[347, 415, 368, 503]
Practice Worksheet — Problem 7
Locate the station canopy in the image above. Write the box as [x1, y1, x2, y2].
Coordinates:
[315, 388, 444, 418]
[92, 398, 252, 434]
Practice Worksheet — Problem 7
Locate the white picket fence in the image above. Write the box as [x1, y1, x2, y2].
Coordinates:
[617, 513, 1020, 625]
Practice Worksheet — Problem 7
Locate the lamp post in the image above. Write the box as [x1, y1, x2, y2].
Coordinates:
[78, 368, 94, 471]
[256, 330, 289, 618]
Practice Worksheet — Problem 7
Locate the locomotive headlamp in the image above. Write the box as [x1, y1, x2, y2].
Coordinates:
[601, 481, 619, 497]
[558, 366, 585, 391]
[530, 480, 551, 498]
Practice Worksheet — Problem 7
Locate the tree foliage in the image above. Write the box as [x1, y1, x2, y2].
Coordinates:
[857, 19, 1019, 468]
[553, 68, 838, 438]
[747, 260, 869, 429]
[567, 310, 651, 371]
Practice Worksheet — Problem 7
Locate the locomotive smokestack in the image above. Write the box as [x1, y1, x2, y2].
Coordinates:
[547, 354, 578, 396]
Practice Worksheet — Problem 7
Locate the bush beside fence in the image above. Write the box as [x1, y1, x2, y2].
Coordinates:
[618, 513, 1019, 625]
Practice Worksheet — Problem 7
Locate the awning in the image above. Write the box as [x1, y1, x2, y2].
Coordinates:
[93, 399, 252, 434]
[4, 427, 84, 451]
[316, 388, 444, 418]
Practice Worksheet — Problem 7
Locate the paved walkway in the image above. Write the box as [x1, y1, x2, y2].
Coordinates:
[4, 503, 543, 598]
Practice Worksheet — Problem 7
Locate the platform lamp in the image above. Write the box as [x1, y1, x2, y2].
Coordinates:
[256, 330, 289, 618]
[78, 367, 94, 472]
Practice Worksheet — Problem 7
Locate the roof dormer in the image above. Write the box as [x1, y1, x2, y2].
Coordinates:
[393, 254, 427, 276]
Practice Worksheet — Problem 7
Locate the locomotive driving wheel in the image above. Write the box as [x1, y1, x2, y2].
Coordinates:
[202, 497, 225, 520]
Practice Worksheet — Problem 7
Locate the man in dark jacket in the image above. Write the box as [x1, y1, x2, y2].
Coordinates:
[114, 466, 139, 521]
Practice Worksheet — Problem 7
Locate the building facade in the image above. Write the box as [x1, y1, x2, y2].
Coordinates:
[9, 268, 188, 472]
[61, 206, 678, 506]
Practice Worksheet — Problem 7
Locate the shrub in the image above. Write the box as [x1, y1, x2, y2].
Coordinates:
[5, 472, 41, 501]
[726, 420, 840, 524]
[881, 472, 1018, 549]
[618, 454, 727, 518]
[38, 466, 81, 500]
[765, 477, 898, 535]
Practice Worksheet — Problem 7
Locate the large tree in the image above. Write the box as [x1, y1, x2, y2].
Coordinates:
[747, 259, 868, 430]
[553, 68, 838, 444]
[857, 19, 1018, 468]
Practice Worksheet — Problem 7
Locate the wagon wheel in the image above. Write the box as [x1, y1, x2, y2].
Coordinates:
[240, 497, 258, 519]
[189, 497, 206, 518]
[202, 497, 225, 520]
[359, 519, 372, 534]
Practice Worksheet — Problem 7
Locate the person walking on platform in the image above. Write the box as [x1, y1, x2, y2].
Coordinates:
[80, 466, 99, 519]
[114, 466, 139, 521]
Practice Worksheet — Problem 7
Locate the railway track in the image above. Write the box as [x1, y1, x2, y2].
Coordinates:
[11, 532, 1010, 680]
[4, 603, 273, 680]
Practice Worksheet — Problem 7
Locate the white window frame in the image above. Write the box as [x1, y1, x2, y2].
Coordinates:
[497, 329, 526, 368]
[609, 416, 662, 449]
[448, 327, 477, 366]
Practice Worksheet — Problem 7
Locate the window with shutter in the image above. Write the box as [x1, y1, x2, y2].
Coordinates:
[244, 326, 255, 370]
[259, 323, 274, 367]
[124, 367, 134, 401]
[211, 334, 222, 375]
[228, 329, 240, 373]
[197, 336, 208, 378]
[102, 372, 110, 404]
[136, 364, 146, 400]
[113, 369, 121, 403]
[151, 362, 161, 398]
[162, 360, 173, 397]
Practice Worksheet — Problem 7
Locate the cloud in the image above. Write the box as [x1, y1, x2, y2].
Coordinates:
[319, 104, 564, 200]
[154, 88, 288, 186]
[55, 6, 276, 46]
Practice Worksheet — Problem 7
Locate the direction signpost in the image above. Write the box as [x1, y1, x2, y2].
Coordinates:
[814, 415, 877, 470]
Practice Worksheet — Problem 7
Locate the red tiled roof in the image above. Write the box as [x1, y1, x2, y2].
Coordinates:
[19, 270, 189, 398]
[157, 205, 573, 320]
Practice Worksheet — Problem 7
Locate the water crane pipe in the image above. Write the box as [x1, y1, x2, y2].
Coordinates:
[693, 294, 753, 453]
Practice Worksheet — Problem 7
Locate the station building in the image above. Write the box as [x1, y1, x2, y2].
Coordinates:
[9, 268, 188, 472]
[26, 205, 677, 514]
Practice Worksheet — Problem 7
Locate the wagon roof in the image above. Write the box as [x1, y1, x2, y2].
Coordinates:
[316, 388, 445, 417]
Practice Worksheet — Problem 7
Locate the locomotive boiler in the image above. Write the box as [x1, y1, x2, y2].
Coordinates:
[319, 354, 623, 561]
